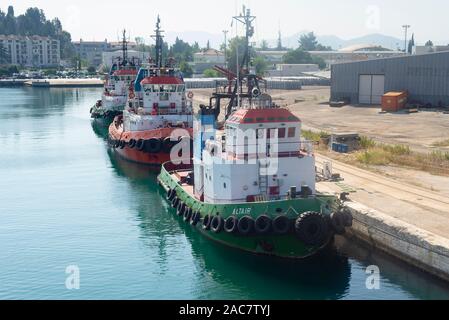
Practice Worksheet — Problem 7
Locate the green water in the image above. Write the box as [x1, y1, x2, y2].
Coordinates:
[1, 87, 449, 300]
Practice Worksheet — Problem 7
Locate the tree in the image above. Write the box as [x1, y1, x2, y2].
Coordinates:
[299, 32, 332, 51]
[253, 56, 268, 76]
[226, 36, 256, 73]
[282, 48, 327, 70]
[283, 48, 313, 64]
[259, 40, 269, 51]
[4, 6, 17, 34]
[408, 33, 415, 54]
[206, 40, 210, 50]
[179, 61, 193, 78]
[87, 66, 96, 74]
[425, 40, 434, 47]
[299, 32, 318, 51]
[203, 68, 220, 78]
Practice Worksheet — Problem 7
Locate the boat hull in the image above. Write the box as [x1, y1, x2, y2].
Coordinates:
[109, 120, 193, 169]
[157, 164, 339, 259]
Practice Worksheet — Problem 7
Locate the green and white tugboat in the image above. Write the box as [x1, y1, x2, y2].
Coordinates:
[157, 7, 352, 259]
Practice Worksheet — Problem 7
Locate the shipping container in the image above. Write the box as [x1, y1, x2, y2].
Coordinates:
[382, 91, 408, 112]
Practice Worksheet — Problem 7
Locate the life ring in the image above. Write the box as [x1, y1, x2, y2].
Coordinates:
[272, 215, 291, 235]
[190, 211, 201, 226]
[129, 92, 135, 99]
[202, 215, 212, 231]
[136, 139, 146, 151]
[119, 140, 126, 149]
[330, 212, 346, 235]
[183, 208, 193, 222]
[237, 216, 255, 236]
[187, 91, 194, 99]
[211, 215, 224, 234]
[145, 138, 162, 154]
[224, 216, 238, 234]
[128, 139, 137, 149]
[295, 212, 329, 246]
[167, 188, 173, 200]
[254, 215, 272, 234]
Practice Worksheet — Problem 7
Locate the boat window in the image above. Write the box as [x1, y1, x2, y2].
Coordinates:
[177, 85, 185, 92]
[288, 127, 296, 138]
[244, 118, 254, 123]
[223, 183, 227, 189]
[143, 85, 152, 93]
[267, 129, 277, 139]
[278, 128, 286, 138]
[167, 85, 177, 92]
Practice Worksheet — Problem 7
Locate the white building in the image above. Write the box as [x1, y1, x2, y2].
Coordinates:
[266, 64, 319, 77]
[0, 35, 60, 67]
[193, 49, 225, 74]
[414, 45, 449, 55]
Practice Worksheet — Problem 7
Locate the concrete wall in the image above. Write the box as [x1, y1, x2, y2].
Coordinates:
[345, 201, 449, 282]
[331, 51, 449, 106]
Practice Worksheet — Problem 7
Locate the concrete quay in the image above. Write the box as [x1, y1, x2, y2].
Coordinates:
[316, 155, 449, 282]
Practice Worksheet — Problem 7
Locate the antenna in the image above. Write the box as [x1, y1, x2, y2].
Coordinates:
[233, 5, 256, 73]
[151, 15, 165, 68]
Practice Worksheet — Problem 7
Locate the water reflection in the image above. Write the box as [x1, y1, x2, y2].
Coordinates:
[336, 237, 449, 300]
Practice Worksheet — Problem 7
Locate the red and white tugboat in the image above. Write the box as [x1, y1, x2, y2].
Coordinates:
[91, 30, 139, 125]
[108, 17, 193, 169]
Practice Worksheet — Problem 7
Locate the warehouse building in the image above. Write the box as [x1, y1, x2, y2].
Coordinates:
[331, 51, 449, 106]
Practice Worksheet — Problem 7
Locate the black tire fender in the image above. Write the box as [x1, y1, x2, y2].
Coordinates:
[224, 216, 238, 233]
[183, 208, 193, 222]
[237, 216, 255, 236]
[295, 212, 330, 246]
[190, 211, 201, 226]
[272, 215, 291, 235]
[128, 139, 137, 149]
[211, 215, 224, 234]
[330, 212, 346, 235]
[254, 215, 272, 234]
[145, 138, 162, 154]
[202, 215, 212, 231]
[136, 139, 145, 151]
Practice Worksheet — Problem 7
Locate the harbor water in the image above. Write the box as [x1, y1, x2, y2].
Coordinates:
[1, 87, 449, 300]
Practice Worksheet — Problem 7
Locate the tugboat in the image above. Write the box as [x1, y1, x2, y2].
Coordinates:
[108, 17, 193, 169]
[157, 7, 352, 259]
[90, 30, 139, 125]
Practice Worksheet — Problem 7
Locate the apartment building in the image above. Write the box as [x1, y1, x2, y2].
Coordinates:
[0, 35, 61, 67]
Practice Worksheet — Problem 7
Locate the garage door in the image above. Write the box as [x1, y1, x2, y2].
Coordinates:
[358, 75, 385, 104]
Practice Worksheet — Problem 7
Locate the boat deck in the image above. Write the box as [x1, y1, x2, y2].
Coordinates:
[170, 170, 197, 198]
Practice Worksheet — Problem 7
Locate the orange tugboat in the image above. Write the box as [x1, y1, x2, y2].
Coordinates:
[108, 17, 193, 169]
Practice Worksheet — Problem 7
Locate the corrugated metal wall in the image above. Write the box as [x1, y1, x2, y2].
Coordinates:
[331, 51, 449, 106]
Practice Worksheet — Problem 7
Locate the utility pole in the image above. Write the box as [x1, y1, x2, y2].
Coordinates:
[402, 25, 411, 54]
[223, 30, 228, 69]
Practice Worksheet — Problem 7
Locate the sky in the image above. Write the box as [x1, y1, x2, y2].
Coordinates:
[3, 0, 449, 45]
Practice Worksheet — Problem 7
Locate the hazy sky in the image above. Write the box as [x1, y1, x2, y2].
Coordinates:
[3, 0, 448, 45]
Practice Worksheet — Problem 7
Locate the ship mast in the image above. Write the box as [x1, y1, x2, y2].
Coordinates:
[151, 16, 164, 68]
[233, 6, 256, 74]
[121, 29, 128, 66]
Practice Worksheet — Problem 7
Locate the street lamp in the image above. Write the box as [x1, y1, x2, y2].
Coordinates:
[402, 25, 411, 53]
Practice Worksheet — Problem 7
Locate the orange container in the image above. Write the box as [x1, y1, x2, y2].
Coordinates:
[382, 91, 408, 112]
